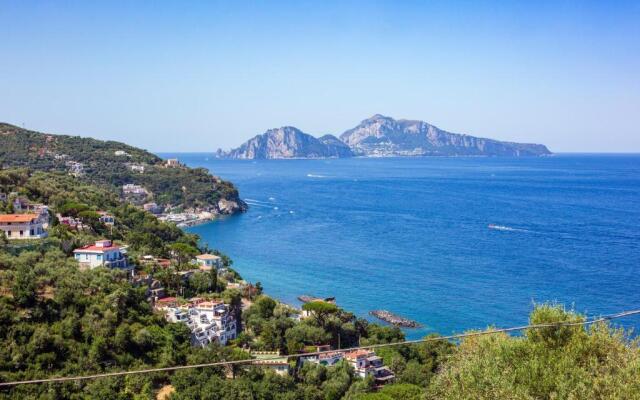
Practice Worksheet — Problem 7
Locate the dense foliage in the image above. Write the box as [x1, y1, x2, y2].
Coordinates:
[0, 169, 638, 399]
[0, 123, 243, 209]
[427, 305, 640, 399]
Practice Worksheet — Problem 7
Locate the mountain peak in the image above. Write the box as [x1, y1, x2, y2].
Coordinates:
[365, 114, 393, 122]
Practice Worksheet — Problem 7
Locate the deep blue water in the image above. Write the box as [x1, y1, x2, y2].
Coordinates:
[160, 154, 640, 339]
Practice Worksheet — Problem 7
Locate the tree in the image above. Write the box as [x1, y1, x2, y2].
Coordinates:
[189, 271, 213, 295]
[302, 301, 339, 328]
[285, 324, 331, 354]
[378, 384, 423, 400]
[209, 267, 218, 293]
[427, 305, 640, 400]
[12, 263, 37, 307]
[169, 243, 199, 267]
[0, 231, 7, 248]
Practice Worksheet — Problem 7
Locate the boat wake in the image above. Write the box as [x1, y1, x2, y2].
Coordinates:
[307, 173, 330, 178]
[245, 198, 271, 204]
[244, 201, 273, 208]
[488, 224, 530, 233]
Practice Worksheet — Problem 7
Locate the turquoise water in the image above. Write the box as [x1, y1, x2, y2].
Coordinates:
[161, 154, 640, 339]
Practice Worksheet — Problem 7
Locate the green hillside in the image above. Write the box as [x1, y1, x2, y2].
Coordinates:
[0, 123, 245, 212]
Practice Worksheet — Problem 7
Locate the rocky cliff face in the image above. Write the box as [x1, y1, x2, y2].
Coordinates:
[318, 134, 355, 158]
[218, 115, 551, 159]
[216, 198, 247, 214]
[340, 114, 551, 157]
[217, 127, 353, 159]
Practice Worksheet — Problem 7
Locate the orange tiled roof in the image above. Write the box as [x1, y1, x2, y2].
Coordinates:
[157, 297, 178, 303]
[0, 213, 38, 223]
[344, 349, 373, 360]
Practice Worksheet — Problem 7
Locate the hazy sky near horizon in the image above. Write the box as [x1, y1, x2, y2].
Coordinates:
[1, 1, 639, 152]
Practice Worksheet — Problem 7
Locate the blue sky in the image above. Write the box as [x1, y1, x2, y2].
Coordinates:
[1, 1, 638, 152]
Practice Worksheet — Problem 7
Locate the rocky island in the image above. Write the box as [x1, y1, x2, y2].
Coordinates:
[216, 114, 551, 159]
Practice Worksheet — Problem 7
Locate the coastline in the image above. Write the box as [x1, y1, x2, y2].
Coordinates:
[185, 218, 422, 333]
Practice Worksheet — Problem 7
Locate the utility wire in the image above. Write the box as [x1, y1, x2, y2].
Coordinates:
[1, 308, 638, 387]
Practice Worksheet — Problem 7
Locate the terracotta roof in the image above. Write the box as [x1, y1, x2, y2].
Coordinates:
[157, 259, 172, 267]
[344, 349, 374, 360]
[0, 213, 38, 223]
[157, 297, 178, 303]
[74, 243, 121, 252]
[196, 254, 221, 260]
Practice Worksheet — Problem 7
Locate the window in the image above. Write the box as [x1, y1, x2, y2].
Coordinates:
[7, 231, 11, 237]
[19, 230, 23, 236]
[30, 229, 34, 236]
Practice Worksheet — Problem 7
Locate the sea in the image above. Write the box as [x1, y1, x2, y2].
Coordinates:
[159, 153, 640, 339]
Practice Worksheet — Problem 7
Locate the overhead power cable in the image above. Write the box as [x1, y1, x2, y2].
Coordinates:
[1, 308, 638, 387]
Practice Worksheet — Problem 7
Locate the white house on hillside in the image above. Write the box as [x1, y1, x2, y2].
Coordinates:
[73, 239, 129, 270]
[195, 254, 222, 270]
[344, 349, 395, 386]
[0, 214, 48, 240]
[161, 299, 237, 347]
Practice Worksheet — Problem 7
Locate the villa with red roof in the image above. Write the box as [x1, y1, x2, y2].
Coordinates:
[0, 213, 47, 240]
[73, 239, 129, 270]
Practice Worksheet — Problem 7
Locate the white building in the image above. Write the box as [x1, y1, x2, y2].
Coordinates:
[65, 161, 84, 176]
[195, 254, 222, 270]
[129, 164, 145, 173]
[162, 299, 237, 347]
[27, 204, 50, 227]
[344, 349, 395, 385]
[122, 184, 148, 195]
[301, 351, 345, 367]
[165, 158, 180, 168]
[97, 211, 115, 225]
[143, 202, 162, 214]
[73, 239, 129, 270]
[251, 351, 290, 376]
[0, 214, 48, 240]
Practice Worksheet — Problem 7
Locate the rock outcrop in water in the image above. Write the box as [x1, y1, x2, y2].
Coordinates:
[217, 115, 551, 159]
[370, 310, 421, 328]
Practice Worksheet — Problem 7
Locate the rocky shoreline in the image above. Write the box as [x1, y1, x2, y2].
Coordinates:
[370, 310, 421, 328]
